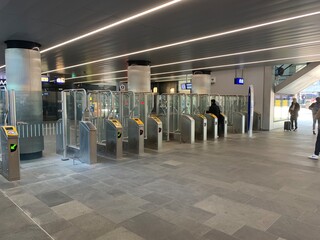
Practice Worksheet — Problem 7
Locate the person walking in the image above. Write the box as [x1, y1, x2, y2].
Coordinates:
[309, 97, 320, 135]
[289, 97, 300, 131]
[308, 109, 320, 160]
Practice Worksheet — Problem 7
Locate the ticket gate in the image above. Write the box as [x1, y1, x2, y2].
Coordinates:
[233, 112, 245, 134]
[128, 118, 144, 154]
[0, 126, 20, 181]
[205, 113, 218, 139]
[79, 121, 97, 164]
[193, 114, 207, 141]
[180, 114, 195, 144]
[105, 119, 123, 159]
[220, 113, 228, 137]
[145, 116, 162, 150]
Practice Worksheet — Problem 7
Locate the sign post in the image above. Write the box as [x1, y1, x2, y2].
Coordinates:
[248, 85, 254, 138]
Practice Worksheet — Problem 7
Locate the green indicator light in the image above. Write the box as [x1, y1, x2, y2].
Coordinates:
[10, 144, 17, 152]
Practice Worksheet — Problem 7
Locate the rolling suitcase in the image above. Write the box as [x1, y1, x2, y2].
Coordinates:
[284, 120, 291, 131]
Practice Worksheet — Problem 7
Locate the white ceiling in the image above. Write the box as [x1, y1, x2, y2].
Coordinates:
[1, 0, 320, 85]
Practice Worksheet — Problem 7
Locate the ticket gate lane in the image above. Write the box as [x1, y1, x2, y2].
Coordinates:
[145, 116, 162, 150]
[1, 126, 20, 181]
[105, 119, 123, 159]
[180, 114, 195, 144]
[79, 121, 97, 164]
[193, 114, 207, 141]
[128, 118, 144, 154]
[205, 113, 218, 139]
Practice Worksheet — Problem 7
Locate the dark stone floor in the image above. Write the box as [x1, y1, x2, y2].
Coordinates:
[1, 120, 320, 240]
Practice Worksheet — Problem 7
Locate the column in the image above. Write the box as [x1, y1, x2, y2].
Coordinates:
[191, 70, 211, 94]
[127, 60, 151, 92]
[5, 40, 44, 160]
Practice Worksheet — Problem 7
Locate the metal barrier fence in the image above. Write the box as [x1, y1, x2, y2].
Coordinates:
[16, 122, 63, 138]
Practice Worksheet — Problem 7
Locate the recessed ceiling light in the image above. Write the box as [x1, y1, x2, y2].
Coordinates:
[40, 0, 182, 53]
[42, 9, 320, 73]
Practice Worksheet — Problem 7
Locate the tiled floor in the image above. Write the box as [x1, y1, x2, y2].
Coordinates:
[1, 119, 320, 240]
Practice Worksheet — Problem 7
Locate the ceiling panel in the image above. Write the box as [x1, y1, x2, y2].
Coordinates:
[1, 0, 320, 84]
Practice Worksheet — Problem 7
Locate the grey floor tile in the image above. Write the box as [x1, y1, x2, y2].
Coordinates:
[35, 190, 73, 207]
[195, 195, 280, 233]
[51, 200, 93, 220]
[122, 212, 180, 240]
[165, 201, 214, 223]
[0, 225, 51, 240]
[9, 192, 40, 207]
[202, 228, 240, 240]
[95, 227, 145, 240]
[246, 197, 304, 219]
[52, 225, 92, 240]
[70, 212, 116, 239]
[0, 206, 34, 235]
[298, 210, 320, 227]
[153, 208, 212, 238]
[233, 225, 278, 240]
[41, 218, 72, 235]
[142, 192, 173, 205]
[21, 200, 52, 218]
[267, 216, 320, 240]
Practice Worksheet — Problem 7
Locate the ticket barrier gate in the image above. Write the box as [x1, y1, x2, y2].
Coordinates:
[232, 112, 245, 134]
[79, 121, 97, 164]
[105, 119, 123, 159]
[0, 126, 20, 181]
[220, 113, 228, 137]
[180, 114, 195, 144]
[205, 113, 218, 139]
[193, 114, 207, 141]
[145, 116, 162, 150]
[128, 118, 144, 155]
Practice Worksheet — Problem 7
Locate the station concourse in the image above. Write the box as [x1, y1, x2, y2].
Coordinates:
[1, 1, 320, 240]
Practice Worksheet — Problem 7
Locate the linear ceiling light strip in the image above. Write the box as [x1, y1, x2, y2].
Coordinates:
[42, 9, 320, 73]
[60, 39, 320, 80]
[0, 0, 182, 69]
[73, 76, 127, 84]
[65, 69, 127, 80]
[150, 53, 320, 76]
[40, 0, 182, 53]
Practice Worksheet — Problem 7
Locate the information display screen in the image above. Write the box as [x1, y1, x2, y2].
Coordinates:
[234, 77, 244, 85]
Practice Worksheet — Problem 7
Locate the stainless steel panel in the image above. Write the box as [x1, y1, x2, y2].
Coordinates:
[105, 119, 123, 159]
[128, 118, 144, 154]
[79, 121, 97, 164]
[193, 114, 207, 141]
[145, 116, 162, 150]
[180, 114, 195, 144]
[220, 113, 228, 137]
[205, 113, 218, 139]
[232, 112, 245, 134]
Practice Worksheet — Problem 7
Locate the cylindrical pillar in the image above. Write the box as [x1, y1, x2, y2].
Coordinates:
[191, 70, 211, 94]
[127, 60, 151, 92]
[5, 40, 44, 160]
